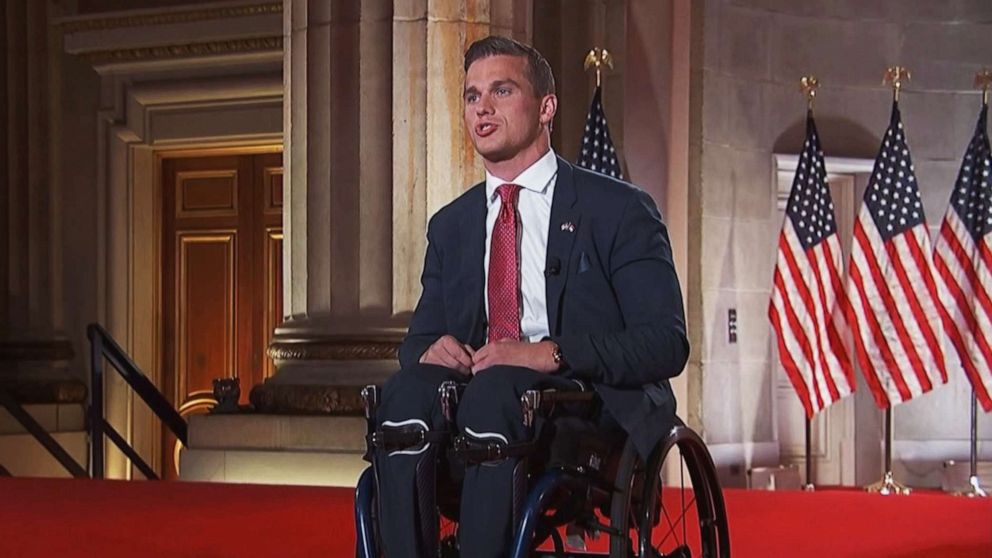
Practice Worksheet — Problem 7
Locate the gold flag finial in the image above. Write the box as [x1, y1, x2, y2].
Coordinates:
[584, 48, 615, 88]
[800, 75, 820, 111]
[975, 69, 992, 107]
[883, 66, 911, 102]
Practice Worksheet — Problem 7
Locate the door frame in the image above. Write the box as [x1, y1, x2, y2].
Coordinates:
[97, 72, 282, 479]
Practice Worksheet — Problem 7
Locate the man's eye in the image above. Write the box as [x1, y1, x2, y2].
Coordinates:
[466, 94, 478, 103]
[496, 88, 510, 96]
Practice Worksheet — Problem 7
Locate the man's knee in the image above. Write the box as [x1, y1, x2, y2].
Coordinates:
[457, 366, 540, 441]
[379, 362, 464, 423]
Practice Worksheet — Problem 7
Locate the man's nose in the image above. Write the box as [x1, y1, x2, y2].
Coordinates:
[475, 95, 494, 115]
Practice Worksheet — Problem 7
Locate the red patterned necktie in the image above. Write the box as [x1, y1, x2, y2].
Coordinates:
[488, 183, 522, 343]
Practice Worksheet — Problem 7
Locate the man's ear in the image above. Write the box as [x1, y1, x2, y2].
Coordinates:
[539, 94, 558, 128]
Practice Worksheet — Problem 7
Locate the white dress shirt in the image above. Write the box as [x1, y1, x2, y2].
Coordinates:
[484, 148, 558, 343]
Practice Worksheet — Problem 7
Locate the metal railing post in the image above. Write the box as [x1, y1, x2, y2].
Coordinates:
[89, 326, 104, 479]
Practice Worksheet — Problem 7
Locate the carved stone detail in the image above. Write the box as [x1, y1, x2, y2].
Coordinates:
[267, 338, 400, 361]
[59, 2, 282, 33]
[249, 383, 365, 415]
[81, 36, 283, 65]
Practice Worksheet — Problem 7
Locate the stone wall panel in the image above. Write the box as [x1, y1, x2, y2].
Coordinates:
[769, 18, 902, 90]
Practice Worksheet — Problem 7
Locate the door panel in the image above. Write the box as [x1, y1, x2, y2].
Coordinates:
[177, 232, 237, 399]
[162, 152, 282, 479]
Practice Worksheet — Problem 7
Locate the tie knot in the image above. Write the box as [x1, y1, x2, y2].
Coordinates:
[496, 183, 522, 207]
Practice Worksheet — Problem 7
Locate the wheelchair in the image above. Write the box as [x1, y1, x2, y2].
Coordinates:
[354, 381, 730, 558]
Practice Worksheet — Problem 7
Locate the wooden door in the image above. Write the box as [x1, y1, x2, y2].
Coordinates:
[162, 152, 283, 478]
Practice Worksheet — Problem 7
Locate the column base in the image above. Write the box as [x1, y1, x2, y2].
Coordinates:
[252, 332, 401, 414]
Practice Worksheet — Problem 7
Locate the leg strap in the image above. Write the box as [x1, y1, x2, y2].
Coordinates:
[450, 434, 538, 463]
[370, 422, 451, 455]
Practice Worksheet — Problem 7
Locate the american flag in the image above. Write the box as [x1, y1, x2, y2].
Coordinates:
[846, 103, 948, 409]
[769, 112, 855, 417]
[577, 86, 623, 179]
[932, 104, 992, 412]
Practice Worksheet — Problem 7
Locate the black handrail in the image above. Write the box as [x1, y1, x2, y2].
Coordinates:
[0, 389, 88, 478]
[87, 323, 188, 479]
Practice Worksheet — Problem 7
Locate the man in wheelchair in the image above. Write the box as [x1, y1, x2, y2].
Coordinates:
[368, 35, 689, 558]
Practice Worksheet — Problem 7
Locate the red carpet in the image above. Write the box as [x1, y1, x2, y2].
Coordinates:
[0, 478, 989, 557]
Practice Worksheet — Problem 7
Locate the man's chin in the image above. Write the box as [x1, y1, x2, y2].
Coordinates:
[474, 142, 512, 163]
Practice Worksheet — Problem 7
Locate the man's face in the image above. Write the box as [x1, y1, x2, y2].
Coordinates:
[463, 55, 553, 163]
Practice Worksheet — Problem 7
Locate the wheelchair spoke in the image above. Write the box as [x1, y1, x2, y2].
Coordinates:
[656, 492, 696, 551]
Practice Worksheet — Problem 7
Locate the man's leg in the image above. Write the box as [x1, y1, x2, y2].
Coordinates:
[374, 363, 464, 558]
[455, 366, 577, 558]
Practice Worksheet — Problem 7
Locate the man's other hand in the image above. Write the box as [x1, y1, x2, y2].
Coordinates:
[420, 335, 475, 375]
[471, 340, 558, 375]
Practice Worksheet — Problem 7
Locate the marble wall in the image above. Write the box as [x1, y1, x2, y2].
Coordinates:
[695, 0, 992, 486]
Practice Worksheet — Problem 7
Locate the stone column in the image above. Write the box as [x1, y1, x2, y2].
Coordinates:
[0, 0, 77, 391]
[258, 0, 527, 413]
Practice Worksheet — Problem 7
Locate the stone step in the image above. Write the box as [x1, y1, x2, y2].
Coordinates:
[187, 414, 366, 452]
[0, 431, 88, 477]
[179, 447, 366, 487]
[0, 403, 85, 435]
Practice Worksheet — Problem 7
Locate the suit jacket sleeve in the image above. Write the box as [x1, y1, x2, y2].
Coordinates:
[398, 217, 446, 370]
[554, 189, 689, 387]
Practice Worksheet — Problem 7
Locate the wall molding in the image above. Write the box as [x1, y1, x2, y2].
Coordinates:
[58, 2, 281, 33]
[81, 36, 282, 65]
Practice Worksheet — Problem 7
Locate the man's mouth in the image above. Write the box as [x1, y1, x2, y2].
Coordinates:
[475, 122, 497, 137]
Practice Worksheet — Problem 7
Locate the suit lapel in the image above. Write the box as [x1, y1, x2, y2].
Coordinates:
[463, 184, 488, 348]
[545, 157, 581, 336]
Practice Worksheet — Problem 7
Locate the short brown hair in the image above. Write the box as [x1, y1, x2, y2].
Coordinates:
[464, 35, 555, 98]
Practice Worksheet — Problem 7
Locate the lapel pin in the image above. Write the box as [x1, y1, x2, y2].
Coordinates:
[560, 222, 575, 233]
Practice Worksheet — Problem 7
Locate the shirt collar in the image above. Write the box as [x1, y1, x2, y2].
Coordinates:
[485, 148, 558, 202]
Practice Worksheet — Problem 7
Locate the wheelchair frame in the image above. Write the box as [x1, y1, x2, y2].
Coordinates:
[355, 382, 730, 558]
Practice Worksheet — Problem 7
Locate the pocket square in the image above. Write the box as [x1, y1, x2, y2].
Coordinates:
[578, 252, 591, 274]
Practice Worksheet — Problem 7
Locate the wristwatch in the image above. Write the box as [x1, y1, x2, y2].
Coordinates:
[550, 341, 567, 371]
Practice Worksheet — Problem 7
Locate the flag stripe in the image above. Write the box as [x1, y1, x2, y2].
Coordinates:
[768, 301, 816, 415]
[845, 257, 897, 408]
[805, 242, 843, 401]
[780, 230, 830, 407]
[853, 219, 927, 400]
[933, 249, 992, 410]
[773, 262, 825, 410]
[821, 237, 857, 389]
[888, 234, 943, 389]
[933, 216, 992, 411]
[942, 219, 992, 322]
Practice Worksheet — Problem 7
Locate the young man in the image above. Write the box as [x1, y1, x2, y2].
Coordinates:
[373, 35, 688, 558]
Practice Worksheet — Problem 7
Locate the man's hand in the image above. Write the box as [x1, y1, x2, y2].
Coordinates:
[471, 339, 558, 375]
[420, 335, 475, 375]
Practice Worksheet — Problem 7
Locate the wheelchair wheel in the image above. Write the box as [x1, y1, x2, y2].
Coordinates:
[608, 426, 730, 557]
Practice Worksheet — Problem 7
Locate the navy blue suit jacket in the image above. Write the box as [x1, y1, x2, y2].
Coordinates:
[398, 157, 689, 458]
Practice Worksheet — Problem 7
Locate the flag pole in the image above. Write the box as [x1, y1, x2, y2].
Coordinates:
[955, 69, 992, 499]
[955, 391, 989, 497]
[867, 407, 911, 494]
[865, 67, 914, 496]
[799, 74, 819, 493]
[804, 416, 815, 491]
